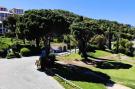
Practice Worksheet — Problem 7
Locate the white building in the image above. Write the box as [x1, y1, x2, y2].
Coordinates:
[0, 6, 24, 34]
[9, 8, 24, 15]
[0, 6, 11, 34]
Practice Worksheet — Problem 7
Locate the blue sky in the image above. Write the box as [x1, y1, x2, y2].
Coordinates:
[0, 0, 135, 26]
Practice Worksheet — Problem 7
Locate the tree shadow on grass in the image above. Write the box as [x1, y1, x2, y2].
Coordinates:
[40, 63, 115, 86]
[96, 61, 132, 69]
[83, 55, 132, 69]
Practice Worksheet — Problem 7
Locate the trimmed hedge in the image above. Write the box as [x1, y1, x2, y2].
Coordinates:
[20, 48, 31, 57]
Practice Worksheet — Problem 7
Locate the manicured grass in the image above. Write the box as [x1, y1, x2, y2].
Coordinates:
[89, 50, 112, 58]
[72, 81, 106, 89]
[56, 50, 135, 89]
[90, 63, 135, 89]
[88, 50, 135, 89]
[54, 76, 76, 89]
[53, 63, 107, 89]
[55, 75, 106, 89]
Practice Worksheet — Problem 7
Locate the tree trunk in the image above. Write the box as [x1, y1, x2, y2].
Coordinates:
[43, 36, 50, 57]
[108, 39, 112, 50]
[23, 39, 25, 44]
[116, 37, 119, 53]
[75, 46, 76, 53]
[108, 32, 112, 50]
[35, 38, 40, 47]
[78, 39, 88, 60]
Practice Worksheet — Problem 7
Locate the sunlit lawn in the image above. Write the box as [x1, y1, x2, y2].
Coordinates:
[88, 50, 135, 88]
[89, 50, 112, 58]
[90, 63, 135, 89]
[56, 50, 135, 89]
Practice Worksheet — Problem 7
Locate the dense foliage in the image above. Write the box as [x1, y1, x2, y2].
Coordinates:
[2, 9, 135, 58]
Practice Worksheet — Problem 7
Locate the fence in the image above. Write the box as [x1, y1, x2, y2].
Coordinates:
[55, 74, 83, 89]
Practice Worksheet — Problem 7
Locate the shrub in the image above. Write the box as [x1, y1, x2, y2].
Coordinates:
[6, 52, 15, 59]
[119, 46, 126, 53]
[48, 53, 56, 61]
[113, 38, 134, 56]
[48, 53, 56, 67]
[125, 42, 134, 56]
[0, 49, 7, 58]
[90, 35, 106, 50]
[6, 52, 21, 59]
[0, 42, 10, 58]
[0, 42, 9, 51]
[20, 48, 31, 56]
[14, 52, 21, 58]
[53, 38, 58, 43]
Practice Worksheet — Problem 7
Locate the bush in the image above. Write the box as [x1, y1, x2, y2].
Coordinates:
[0, 42, 10, 58]
[48, 53, 56, 61]
[0, 43, 9, 51]
[6, 52, 15, 59]
[53, 38, 58, 43]
[20, 48, 31, 56]
[113, 38, 134, 56]
[90, 35, 106, 50]
[6, 51, 21, 59]
[48, 53, 56, 67]
[119, 46, 126, 53]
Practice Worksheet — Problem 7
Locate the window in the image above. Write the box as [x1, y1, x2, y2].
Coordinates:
[0, 13, 4, 17]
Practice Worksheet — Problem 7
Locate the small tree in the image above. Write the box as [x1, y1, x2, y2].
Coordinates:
[125, 42, 134, 56]
[90, 35, 106, 50]
[18, 9, 70, 58]
[70, 19, 98, 60]
[3, 15, 18, 38]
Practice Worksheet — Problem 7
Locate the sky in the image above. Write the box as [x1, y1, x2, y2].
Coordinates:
[0, 0, 135, 26]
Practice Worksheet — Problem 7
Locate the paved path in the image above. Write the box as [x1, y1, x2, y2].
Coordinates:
[0, 56, 64, 89]
[107, 84, 132, 89]
[57, 61, 132, 89]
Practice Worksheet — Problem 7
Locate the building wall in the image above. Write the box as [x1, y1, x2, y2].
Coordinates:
[10, 8, 24, 15]
[0, 12, 12, 21]
[0, 6, 7, 11]
[0, 6, 24, 34]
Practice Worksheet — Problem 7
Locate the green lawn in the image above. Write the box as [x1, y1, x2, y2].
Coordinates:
[89, 50, 135, 88]
[53, 63, 107, 89]
[90, 63, 135, 89]
[54, 76, 76, 89]
[56, 50, 135, 89]
[55, 75, 106, 89]
[89, 50, 112, 58]
[72, 81, 106, 89]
